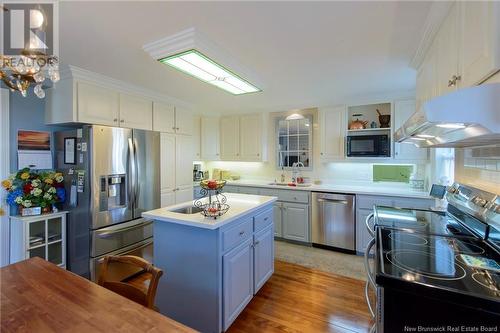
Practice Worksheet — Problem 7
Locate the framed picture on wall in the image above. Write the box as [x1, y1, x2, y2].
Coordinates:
[64, 137, 77, 165]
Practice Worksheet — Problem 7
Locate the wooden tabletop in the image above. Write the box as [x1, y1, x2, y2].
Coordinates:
[0, 257, 197, 333]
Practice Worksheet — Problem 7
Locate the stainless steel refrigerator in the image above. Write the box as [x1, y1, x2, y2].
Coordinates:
[55, 125, 160, 280]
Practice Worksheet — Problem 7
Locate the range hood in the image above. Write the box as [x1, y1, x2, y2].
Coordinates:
[395, 83, 500, 148]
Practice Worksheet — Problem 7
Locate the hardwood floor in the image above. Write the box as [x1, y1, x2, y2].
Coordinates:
[227, 260, 373, 333]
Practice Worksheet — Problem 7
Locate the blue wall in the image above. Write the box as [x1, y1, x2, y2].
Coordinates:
[9, 91, 70, 172]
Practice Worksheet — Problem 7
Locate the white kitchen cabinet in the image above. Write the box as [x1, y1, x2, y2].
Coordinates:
[175, 106, 194, 135]
[201, 116, 220, 160]
[459, 1, 500, 87]
[153, 102, 175, 133]
[240, 113, 266, 161]
[223, 239, 254, 331]
[393, 100, 428, 161]
[77, 82, 120, 126]
[319, 106, 346, 161]
[253, 226, 274, 293]
[282, 202, 309, 243]
[160, 133, 193, 206]
[119, 93, 152, 130]
[273, 203, 283, 237]
[193, 116, 201, 160]
[220, 116, 240, 160]
[436, 3, 460, 96]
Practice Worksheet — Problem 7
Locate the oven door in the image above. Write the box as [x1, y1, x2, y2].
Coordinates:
[90, 237, 153, 282]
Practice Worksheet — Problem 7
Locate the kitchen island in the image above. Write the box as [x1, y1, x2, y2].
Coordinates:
[142, 193, 277, 333]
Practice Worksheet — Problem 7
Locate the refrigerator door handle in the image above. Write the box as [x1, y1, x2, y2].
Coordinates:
[133, 138, 140, 206]
[128, 138, 137, 207]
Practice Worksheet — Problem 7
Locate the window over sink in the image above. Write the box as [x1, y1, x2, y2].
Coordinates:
[276, 115, 312, 169]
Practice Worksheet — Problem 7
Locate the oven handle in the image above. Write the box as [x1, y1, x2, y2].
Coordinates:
[364, 238, 376, 287]
[94, 239, 153, 265]
[96, 220, 153, 238]
[365, 212, 375, 237]
[365, 280, 375, 318]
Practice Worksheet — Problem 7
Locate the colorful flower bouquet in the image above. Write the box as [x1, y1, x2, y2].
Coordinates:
[1, 168, 66, 215]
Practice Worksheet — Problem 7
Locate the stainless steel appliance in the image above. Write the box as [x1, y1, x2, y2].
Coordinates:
[346, 134, 390, 157]
[55, 125, 160, 281]
[395, 83, 500, 148]
[364, 183, 500, 332]
[311, 192, 355, 252]
[193, 163, 203, 181]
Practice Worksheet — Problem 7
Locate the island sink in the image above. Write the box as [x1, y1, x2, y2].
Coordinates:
[170, 206, 203, 214]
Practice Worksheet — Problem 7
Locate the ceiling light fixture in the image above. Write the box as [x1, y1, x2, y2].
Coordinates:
[436, 123, 466, 129]
[285, 113, 305, 121]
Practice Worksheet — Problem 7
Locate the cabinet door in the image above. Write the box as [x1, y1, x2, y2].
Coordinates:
[282, 203, 309, 242]
[319, 106, 346, 160]
[254, 226, 274, 293]
[201, 117, 220, 160]
[220, 116, 240, 160]
[393, 100, 428, 161]
[356, 209, 374, 254]
[175, 135, 193, 189]
[174, 106, 193, 135]
[77, 82, 119, 126]
[119, 94, 153, 130]
[273, 203, 283, 237]
[192, 116, 201, 160]
[460, 1, 500, 87]
[160, 189, 175, 207]
[153, 102, 175, 133]
[240, 114, 262, 161]
[175, 186, 193, 204]
[223, 239, 253, 331]
[160, 133, 176, 192]
[436, 3, 459, 95]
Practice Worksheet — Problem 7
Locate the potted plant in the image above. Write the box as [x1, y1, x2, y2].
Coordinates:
[1, 168, 66, 216]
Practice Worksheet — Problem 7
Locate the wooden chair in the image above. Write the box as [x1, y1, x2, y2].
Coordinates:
[97, 255, 163, 309]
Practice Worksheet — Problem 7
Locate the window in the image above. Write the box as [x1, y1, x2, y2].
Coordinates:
[276, 116, 312, 169]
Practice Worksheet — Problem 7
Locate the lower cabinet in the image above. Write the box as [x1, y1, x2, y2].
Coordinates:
[282, 202, 310, 242]
[253, 226, 274, 292]
[356, 208, 374, 254]
[223, 239, 254, 330]
[273, 203, 283, 237]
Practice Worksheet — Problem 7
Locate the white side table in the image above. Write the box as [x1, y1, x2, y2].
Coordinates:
[10, 211, 68, 268]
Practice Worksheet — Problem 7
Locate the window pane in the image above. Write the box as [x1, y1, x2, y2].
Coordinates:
[279, 136, 288, 151]
[298, 119, 310, 134]
[278, 120, 288, 136]
[289, 120, 299, 135]
[298, 135, 309, 150]
[289, 135, 299, 151]
[298, 152, 310, 167]
[287, 151, 299, 166]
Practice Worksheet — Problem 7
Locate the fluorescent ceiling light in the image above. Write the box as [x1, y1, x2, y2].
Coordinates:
[159, 50, 261, 95]
[436, 123, 466, 129]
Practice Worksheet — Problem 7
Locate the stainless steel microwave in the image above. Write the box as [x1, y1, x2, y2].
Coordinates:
[346, 134, 390, 157]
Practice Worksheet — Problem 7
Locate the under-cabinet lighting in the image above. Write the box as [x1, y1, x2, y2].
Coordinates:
[410, 137, 427, 141]
[159, 50, 261, 95]
[436, 123, 466, 129]
[416, 134, 435, 138]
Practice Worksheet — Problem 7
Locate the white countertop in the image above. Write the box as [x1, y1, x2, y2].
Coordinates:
[142, 193, 277, 230]
[194, 179, 432, 199]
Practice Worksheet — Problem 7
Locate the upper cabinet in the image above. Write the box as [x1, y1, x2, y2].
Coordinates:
[193, 116, 201, 160]
[119, 93, 153, 130]
[76, 82, 120, 126]
[219, 113, 267, 162]
[201, 116, 220, 160]
[153, 102, 193, 135]
[319, 106, 346, 161]
[393, 100, 428, 161]
[416, 2, 500, 105]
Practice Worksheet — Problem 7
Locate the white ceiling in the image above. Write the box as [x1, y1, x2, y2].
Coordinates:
[59, 1, 431, 114]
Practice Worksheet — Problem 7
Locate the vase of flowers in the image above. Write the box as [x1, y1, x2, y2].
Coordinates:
[1, 168, 66, 216]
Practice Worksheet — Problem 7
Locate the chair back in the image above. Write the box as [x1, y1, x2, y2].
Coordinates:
[98, 255, 163, 309]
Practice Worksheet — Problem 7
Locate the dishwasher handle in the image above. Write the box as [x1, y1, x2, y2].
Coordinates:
[317, 198, 349, 205]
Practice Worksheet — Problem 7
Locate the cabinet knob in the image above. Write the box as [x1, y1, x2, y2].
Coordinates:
[172, 126, 176, 130]
[321, 152, 324, 155]
[239, 231, 245, 236]
[254, 240, 260, 245]
[257, 153, 260, 157]
[176, 127, 180, 130]
[120, 119, 124, 123]
[113, 118, 118, 122]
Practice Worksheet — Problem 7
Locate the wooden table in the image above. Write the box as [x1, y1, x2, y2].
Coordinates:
[0, 257, 197, 333]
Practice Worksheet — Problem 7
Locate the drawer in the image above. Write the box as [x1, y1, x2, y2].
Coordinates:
[392, 197, 433, 210]
[238, 187, 260, 195]
[254, 209, 273, 232]
[222, 217, 253, 252]
[357, 195, 393, 210]
[259, 188, 280, 197]
[223, 185, 240, 193]
[279, 190, 309, 204]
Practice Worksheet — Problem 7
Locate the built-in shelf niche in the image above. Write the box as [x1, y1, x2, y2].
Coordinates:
[347, 102, 391, 131]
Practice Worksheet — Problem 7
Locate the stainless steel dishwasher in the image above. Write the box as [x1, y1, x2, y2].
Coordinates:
[311, 192, 356, 252]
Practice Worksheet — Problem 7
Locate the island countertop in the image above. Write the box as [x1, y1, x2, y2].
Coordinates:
[142, 193, 277, 230]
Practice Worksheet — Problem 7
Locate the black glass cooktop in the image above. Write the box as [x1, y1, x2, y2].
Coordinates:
[377, 228, 500, 302]
[374, 206, 473, 237]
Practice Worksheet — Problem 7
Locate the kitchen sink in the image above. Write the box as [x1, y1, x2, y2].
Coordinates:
[170, 206, 203, 214]
[268, 182, 289, 186]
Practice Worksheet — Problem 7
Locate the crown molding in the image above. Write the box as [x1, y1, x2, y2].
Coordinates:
[59, 65, 193, 109]
[409, 1, 454, 69]
[142, 27, 264, 90]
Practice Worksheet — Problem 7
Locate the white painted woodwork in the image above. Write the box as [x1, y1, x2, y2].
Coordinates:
[393, 100, 428, 161]
[175, 135, 194, 189]
[160, 190, 175, 207]
[160, 133, 176, 192]
[175, 186, 193, 204]
[77, 82, 119, 126]
[240, 114, 264, 161]
[175, 106, 194, 135]
[220, 116, 240, 160]
[153, 102, 176, 133]
[319, 106, 346, 161]
[193, 116, 201, 160]
[119, 93, 153, 130]
[201, 116, 220, 160]
[436, 3, 459, 96]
